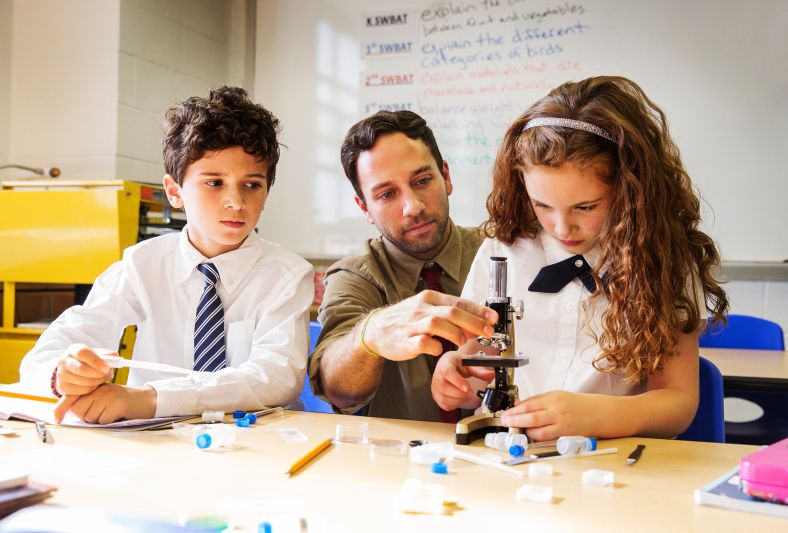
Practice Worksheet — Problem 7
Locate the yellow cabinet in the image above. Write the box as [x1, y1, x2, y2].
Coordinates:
[0, 180, 181, 383]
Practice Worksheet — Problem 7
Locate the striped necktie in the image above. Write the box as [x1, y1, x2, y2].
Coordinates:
[194, 263, 226, 372]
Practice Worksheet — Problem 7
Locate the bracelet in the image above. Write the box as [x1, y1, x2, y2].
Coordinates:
[360, 308, 383, 358]
[50, 367, 62, 398]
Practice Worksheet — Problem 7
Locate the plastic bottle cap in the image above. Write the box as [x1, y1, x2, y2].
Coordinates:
[509, 444, 525, 457]
[258, 521, 272, 533]
[587, 437, 598, 451]
[236, 418, 251, 428]
[196, 433, 212, 449]
[244, 413, 257, 424]
[431, 461, 448, 474]
[232, 410, 246, 419]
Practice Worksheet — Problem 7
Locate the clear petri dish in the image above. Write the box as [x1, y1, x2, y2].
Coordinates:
[335, 421, 369, 444]
[369, 439, 407, 457]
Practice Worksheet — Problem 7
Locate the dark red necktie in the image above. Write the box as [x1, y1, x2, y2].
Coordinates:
[420, 264, 461, 423]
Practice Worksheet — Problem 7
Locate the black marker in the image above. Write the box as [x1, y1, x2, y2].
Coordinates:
[626, 444, 645, 465]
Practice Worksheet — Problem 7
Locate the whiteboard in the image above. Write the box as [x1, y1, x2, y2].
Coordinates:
[254, 0, 788, 261]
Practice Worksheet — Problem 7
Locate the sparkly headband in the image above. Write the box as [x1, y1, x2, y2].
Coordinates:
[522, 117, 616, 143]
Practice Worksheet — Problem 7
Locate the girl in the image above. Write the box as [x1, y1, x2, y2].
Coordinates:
[431, 76, 729, 440]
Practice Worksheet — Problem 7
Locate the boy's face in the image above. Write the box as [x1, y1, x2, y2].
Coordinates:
[524, 161, 611, 255]
[354, 132, 452, 260]
[163, 146, 269, 258]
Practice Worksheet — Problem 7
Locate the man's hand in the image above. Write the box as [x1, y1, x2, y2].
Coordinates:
[431, 350, 495, 411]
[360, 290, 497, 361]
[55, 383, 158, 424]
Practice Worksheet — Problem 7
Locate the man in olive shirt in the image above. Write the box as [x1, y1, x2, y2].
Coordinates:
[308, 110, 497, 421]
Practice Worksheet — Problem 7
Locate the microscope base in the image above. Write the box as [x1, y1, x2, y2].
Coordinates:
[455, 413, 523, 445]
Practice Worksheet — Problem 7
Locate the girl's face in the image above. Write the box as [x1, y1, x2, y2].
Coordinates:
[524, 161, 611, 255]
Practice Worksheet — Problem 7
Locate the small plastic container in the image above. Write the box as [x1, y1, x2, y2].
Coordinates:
[515, 484, 553, 503]
[335, 421, 369, 444]
[201, 411, 224, 423]
[582, 468, 615, 487]
[408, 442, 454, 465]
[556, 436, 597, 455]
[485, 432, 527, 452]
[195, 424, 237, 450]
[528, 463, 554, 477]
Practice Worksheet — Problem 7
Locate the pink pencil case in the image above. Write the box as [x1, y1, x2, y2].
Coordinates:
[739, 437, 788, 504]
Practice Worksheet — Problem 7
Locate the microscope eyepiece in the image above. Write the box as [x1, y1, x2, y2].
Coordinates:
[487, 256, 508, 302]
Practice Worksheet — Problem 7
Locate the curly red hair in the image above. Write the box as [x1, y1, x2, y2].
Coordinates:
[484, 76, 728, 382]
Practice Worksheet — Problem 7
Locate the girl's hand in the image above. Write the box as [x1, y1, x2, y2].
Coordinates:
[55, 343, 115, 396]
[431, 351, 494, 411]
[500, 391, 605, 441]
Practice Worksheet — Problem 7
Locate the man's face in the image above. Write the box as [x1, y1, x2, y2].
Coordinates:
[354, 132, 452, 259]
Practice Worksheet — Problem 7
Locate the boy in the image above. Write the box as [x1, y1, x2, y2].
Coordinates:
[19, 87, 314, 424]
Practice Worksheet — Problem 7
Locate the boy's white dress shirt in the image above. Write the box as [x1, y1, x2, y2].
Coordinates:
[20, 228, 314, 417]
[463, 232, 703, 399]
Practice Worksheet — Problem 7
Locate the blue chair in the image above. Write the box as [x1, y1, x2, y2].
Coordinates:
[699, 314, 786, 445]
[699, 315, 784, 350]
[294, 321, 335, 413]
[677, 356, 725, 443]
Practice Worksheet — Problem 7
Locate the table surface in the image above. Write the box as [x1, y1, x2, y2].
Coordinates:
[701, 347, 788, 381]
[1, 410, 785, 533]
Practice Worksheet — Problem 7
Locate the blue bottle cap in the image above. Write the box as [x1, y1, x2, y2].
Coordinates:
[235, 418, 251, 428]
[431, 461, 448, 474]
[509, 444, 525, 457]
[244, 413, 257, 424]
[258, 521, 272, 533]
[232, 410, 246, 419]
[196, 433, 212, 449]
[587, 437, 597, 451]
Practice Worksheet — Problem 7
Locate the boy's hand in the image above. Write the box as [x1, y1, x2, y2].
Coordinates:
[55, 384, 157, 425]
[500, 391, 604, 441]
[55, 343, 114, 396]
[431, 351, 494, 411]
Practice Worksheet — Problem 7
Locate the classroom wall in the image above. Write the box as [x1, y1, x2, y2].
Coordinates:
[1, 0, 249, 184]
[254, 0, 788, 345]
[7, 0, 120, 180]
[117, 0, 250, 183]
[0, 0, 11, 165]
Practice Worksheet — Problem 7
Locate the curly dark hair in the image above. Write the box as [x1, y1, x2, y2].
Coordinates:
[485, 76, 729, 383]
[340, 110, 443, 199]
[162, 86, 281, 188]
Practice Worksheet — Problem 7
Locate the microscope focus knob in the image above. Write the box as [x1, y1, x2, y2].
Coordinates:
[513, 300, 524, 320]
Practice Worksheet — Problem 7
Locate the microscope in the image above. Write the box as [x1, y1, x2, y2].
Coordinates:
[455, 256, 528, 445]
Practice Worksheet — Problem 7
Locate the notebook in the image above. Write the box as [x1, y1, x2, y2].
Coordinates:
[0, 385, 192, 431]
[0, 482, 57, 518]
[694, 464, 788, 519]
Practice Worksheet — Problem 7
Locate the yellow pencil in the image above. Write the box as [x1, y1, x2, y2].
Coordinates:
[285, 438, 334, 477]
[0, 390, 59, 404]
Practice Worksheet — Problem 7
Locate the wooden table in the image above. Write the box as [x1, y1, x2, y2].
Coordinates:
[0, 411, 784, 532]
[702, 348, 788, 392]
